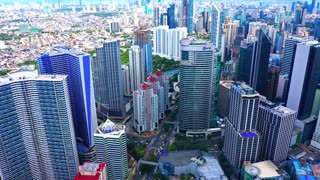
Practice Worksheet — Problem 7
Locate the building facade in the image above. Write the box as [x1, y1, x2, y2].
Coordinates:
[223, 82, 261, 176]
[133, 83, 159, 133]
[179, 38, 221, 131]
[211, 4, 223, 49]
[94, 40, 125, 117]
[134, 29, 153, 75]
[258, 99, 297, 164]
[94, 120, 128, 180]
[38, 46, 97, 149]
[0, 68, 78, 180]
[286, 41, 320, 120]
[129, 45, 145, 91]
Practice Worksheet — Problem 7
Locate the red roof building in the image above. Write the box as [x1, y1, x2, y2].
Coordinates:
[74, 162, 107, 180]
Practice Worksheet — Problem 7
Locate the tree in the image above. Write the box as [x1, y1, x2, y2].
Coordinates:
[167, 144, 178, 151]
[148, 154, 157, 162]
[140, 164, 153, 174]
[152, 173, 169, 180]
[164, 124, 170, 132]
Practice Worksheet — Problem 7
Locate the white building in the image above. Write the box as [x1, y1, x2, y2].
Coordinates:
[121, 64, 131, 96]
[133, 83, 159, 133]
[129, 45, 145, 91]
[153, 26, 187, 60]
[94, 120, 128, 180]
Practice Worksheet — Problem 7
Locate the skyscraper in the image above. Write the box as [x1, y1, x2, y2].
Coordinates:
[287, 41, 320, 120]
[94, 40, 125, 117]
[134, 29, 153, 75]
[314, 18, 320, 40]
[0, 67, 79, 180]
[223, 82, 261, 176]
[94, 120, 128, 180]
[280, 37, 304, 76]
[266, 65, 280, 101]
[179, 38, 221, 131]
[38, 47, 97, 160]
[311, 108, 320, 150]
[74, 162, 107, 180]
[133, 83, 159, 133]
[180, 0, 194, 33]
[167, 4, 176, 29]
[211, 4, 223, 49]
[122, 64, 131, 96]
[237, 29, 272, 97]
[129, 45, 145, 91]
[154, 6, 160, 27]
[153, 26, 187, 60]
[258, 99, 297, 164]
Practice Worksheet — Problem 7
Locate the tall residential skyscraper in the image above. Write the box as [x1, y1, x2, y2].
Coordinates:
[180, 0, 194, 33]
[287, 41, 320, 120]
[223, 82, 261, 176]
[153, 26, 187, 60]
[122, 64, 131, 96]
[179, 38, 221, 131]
[94, 120, 128, 180]
[237, 29, 272, 97]
[134, 29, 153, 75]
[0, 67, 79, 180]
[94, 40, 125, 117]
[133, 83, 159, 133]
[38, 46, 97, 150]
[211, 4, 223, 49]
[258, 99, 297, 164]
[129, 45, 145, 91]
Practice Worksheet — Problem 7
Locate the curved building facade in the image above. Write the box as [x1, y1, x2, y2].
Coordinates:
[178, 38, 221, 131]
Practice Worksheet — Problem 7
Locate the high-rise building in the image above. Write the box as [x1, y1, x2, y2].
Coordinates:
[38, 47, 97, 160]
[258, 99, 297, 164]
[153, 26, 187, 60]
[218, 81, 234, 118]
[121, 65, 131, 96]
[266, 65, 280, 101]
[94, 40, 125, 117]
[94, 120, 128, 180]
[211, 4, 223, 49]
[133, 83, 159, 133]
[180, 0, 194, 33]
[167, 4, 176, 29]
[287, 41, 320, 120]
[201, 11, 209, 32]
[311, 107, 320, 150]
[223, 82, 261, 176]
[179, 38, 221, 131]
[160, 13, 168, 26]
[312, 84, 320, 117]
[314, 18, 320, 40]
[74, 162, 107, 180]
[110, 22, 120, 33]
[129, 45, 145, 91]
[0, 67, 79, 180]
[237, 29, 272, 97]
[134, 29, 153, 75]
[154, 6, 160, 27]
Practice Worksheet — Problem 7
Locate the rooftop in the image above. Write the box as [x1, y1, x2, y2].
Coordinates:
[252, 160, 280, 178]
[233, 81, 259, 96]
[239, 132, 258, 138]
[46, 46, 88, 57]
[95, 119, 125, 138]
[220, 80, 234, 89]
[74, 162, 106, 180]
[260, 98, 296, 116]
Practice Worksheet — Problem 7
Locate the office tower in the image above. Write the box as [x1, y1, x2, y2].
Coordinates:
[167, 4, 176, 29]
[134, 29, 153, 75]
[153, 26, 187, 60]
[74, 162, 107, 180]
[258, 99, 297, 164]
[160, 13, 168, 26]
[223, 82, 261, 176]
[179, 38, 221, 131]
[94, 40, 125, 117]
[197, 16, 204, 33]
[201, 11, 209, 32]
[0, 67, 78, 180]
[237, 29, 272, 97]
[154, 6, 160, 27]
[287, 41, 320, 120]
[94, 120, 128, 180]
[133, 83, 159, 133]
[129, 45, 145, 91]
[218, 81, 234, 118]
[122, 65, 131, 96]
[180, 0, 194, 33]
[311, 111, 320, 150]
[38, 47, 97, 161]
[110, 22, 120, 33]
[266, 65, 280, 101]
[312, 84, 320, 117]
[314, 18, 320, 40]
[211, 4, 222, 49]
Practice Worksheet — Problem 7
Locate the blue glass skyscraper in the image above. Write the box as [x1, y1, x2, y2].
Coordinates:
[38, 47, 97, 149]
[94, 40, 126, 118]
[186, 0, 194, 33]
[134, 29, 153, 75]
[167, 4, 176, 29]
[0, 69, 79, 179]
